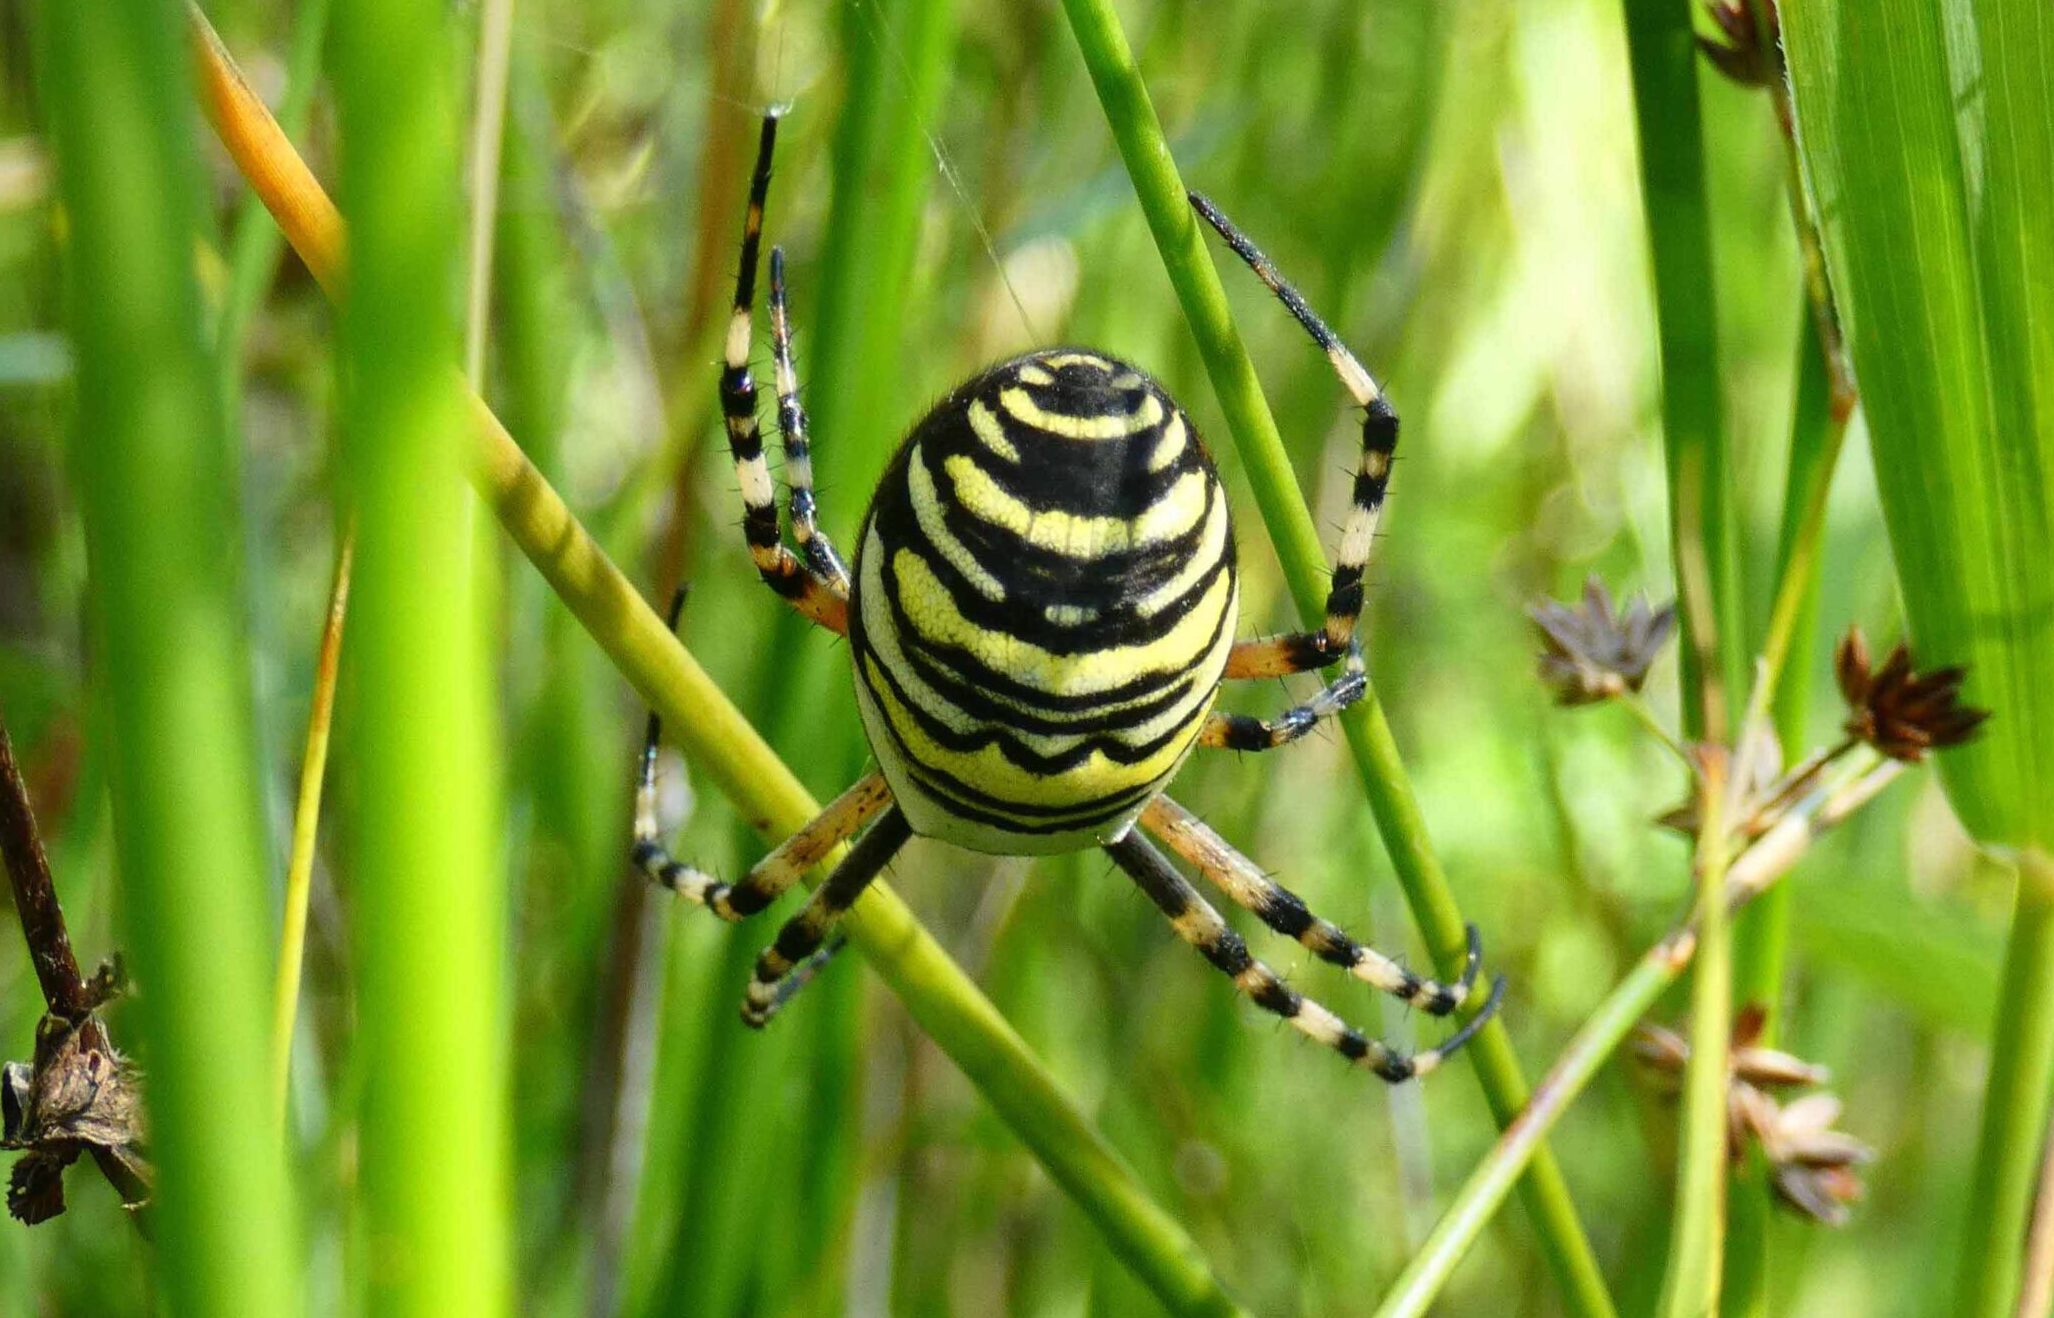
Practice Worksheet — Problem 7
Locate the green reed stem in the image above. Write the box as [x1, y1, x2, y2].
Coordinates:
[1618, 2, 1750, 1306]
[1620, 0, 1745, 742]
[1725, 305, 1847, 1316]
[1658, 752, 1732, 1315]
[1056, 2, 1614, 1313]
[1958, 855, 2054, 1318]
[332, 0, 511, 1307]
[190, 17, 1241, 1313]
[40, 0, 297, 1309]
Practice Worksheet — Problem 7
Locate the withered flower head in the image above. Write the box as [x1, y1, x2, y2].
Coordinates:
[1835, 626, 1990, 762]
[1530, 576, 1677, 706]
[1760, 1093, 1875, 1228]
[1634, 1007, 1871, 1228]
[2, 1014, 149, 1225]
[1697, 0, 1779, 87]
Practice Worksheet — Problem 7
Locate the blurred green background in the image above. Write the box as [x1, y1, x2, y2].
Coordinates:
[0, 0, 2008, 1312]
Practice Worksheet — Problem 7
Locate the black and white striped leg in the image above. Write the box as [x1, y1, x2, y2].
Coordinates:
[741, 807, 912, 1029]
[767, 246, 850, 593]
[1105, 831, 1501, 1082]
[720, 113, 849, 635]
[1190, 192, 1396, 680]
[1138, 795, 1484, 1015]
[633, 756, 892, 920]
[1198, 638, 1367, 751]
[630, 587, 893, 918]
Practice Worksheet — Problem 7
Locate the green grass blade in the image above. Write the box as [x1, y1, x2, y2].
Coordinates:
[1613, 10, 1741, 1290]
[1620, 0, 1745, 741]
[1782, 0, 2053, 856]
[1782, 0, 2054, 1310]
[215, 0, 331, 412]
[807, 0, 958, 505]
[37, 0, 298, 1309]
[331, 0, 511, 1307]
[1056, 2, 1614, 1313]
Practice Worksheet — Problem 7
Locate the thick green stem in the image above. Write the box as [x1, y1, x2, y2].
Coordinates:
[1956, 855, 2054, 1318]
[1056, 2, 1614, 1313]
[39, 0, 298, 1307]
[1659, 754, 1732, 1315]
[333, 0, 511, 1307]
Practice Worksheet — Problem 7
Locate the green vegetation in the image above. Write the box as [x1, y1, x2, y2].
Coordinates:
[0, 0, 2046, 1313]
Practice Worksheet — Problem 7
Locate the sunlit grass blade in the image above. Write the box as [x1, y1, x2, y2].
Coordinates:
[37, 1, 297, 1309]
[1056, 2, 1614, 1313]
[331, 0, 511, 1307]
[1783, 0, 2053, 859]
[1781, 0, 2054, 1311]
[1620, 0, 1745, 742]
[271, 531, 351, 1123]
[187, 16, 1242, 1313]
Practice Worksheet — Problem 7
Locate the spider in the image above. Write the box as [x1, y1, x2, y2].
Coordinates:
[632, 111, 1504, 1083]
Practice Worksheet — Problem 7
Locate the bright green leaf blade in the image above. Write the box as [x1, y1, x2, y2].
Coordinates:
[1782, 0, 2054, 855]
[1784, 4, 2054, 1313]
[38, 0, 299, 1309]
[333, 0, 513, 1307]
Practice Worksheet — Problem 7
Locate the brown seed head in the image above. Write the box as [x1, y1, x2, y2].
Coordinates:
[1835, 626, 1990, 762]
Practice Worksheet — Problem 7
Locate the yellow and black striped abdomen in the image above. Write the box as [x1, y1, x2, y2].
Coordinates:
[850, 350, 1238, 855]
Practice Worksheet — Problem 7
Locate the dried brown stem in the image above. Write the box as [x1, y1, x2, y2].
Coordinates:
[0, 725, 93, 1024]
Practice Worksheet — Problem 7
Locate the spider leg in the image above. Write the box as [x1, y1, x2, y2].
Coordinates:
[741, 808, 912, 1028]
[1198, 637, 1366, 751]
[1139, 794, 1483, 1014]
[632, 755, 891, 920]
[768, 247, 851, 593]
[1106, 829, 1502, 1082]
[720, 114, 848, 634]
[630, 587, 889, 918]
[1189, 191, 1395, 681]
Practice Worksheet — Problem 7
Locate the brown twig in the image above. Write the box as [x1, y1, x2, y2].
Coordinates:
[0, 726, 94, 1025]
[0, 717, 151, 1222]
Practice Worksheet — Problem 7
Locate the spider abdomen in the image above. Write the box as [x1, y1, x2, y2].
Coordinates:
[850, 349, 1238, 854]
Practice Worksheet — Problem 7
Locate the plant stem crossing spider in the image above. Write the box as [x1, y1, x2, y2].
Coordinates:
[633, 111, 1504, 1083]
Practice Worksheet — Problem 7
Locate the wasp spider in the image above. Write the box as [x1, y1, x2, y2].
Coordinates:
[633, 112, 1504, 1083]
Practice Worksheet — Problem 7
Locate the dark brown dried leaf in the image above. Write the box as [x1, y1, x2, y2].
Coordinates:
[1530, 576, 1678, 705]
[1835, 626, 1991, 762]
